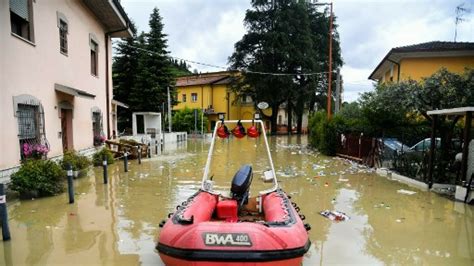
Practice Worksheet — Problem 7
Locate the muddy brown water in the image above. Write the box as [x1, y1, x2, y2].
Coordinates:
[0, 136, 473, 265]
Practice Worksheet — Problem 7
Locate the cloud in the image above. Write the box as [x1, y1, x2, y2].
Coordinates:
[121, 0, 250, 72]
[120, 0, 473, 101]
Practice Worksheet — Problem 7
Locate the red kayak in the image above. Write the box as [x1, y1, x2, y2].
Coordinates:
[156, 119, 311, 265]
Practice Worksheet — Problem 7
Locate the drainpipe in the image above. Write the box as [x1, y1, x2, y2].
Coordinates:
[105, 33, 111, 139]
[387, 59, 401, 83]
[227, 92, 230, 119]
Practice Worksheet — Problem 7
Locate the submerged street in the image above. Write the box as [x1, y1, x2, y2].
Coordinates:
[1, 136, 473, 265]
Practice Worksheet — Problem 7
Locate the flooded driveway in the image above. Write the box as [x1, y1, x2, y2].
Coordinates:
[1, 136, 473, 265]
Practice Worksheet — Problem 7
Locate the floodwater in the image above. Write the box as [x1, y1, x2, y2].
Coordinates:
[1, 136, 473, 265]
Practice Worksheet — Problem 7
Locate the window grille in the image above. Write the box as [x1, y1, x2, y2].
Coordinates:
[15, 99, 49, 159]
[182, 94, 186, 103]
[191, 93, 198, 102]
[92, 111, 104, 145]
[59, 20, 68, 54]
[92, 111, 103, 136]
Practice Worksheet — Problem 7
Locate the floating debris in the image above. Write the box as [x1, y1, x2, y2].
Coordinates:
[319, 210, 350, 222]
[338, 178, 349, 182]
[397, 189, 416, 195]
[312, 164, 326, 170]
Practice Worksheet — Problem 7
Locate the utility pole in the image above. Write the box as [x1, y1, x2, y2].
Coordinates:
[327, 2, 333, 120]
[167, 86, 172, 133]
[335, 68, 341, 114]
[311, 1, 334, 119]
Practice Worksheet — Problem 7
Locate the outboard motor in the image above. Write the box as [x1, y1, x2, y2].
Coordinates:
[231, 165, 253, 209]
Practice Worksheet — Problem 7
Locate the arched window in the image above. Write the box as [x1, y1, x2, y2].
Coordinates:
[13, 94, 49, 159]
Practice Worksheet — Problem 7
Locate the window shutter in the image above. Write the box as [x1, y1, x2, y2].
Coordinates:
[10, 0, 29, 21]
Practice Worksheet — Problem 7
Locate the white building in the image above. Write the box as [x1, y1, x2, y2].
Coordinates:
[0, 0, 133, 182]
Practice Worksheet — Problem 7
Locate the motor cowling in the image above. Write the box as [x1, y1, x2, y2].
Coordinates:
[231, 165, 253, 208]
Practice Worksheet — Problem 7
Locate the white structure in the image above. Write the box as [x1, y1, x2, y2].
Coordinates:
[132, 112, 162, 137]
[0, 0, 133, 182]
[130, 112, 162, 154]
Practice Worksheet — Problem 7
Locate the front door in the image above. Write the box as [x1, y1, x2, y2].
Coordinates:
[61, 109, 73, 151]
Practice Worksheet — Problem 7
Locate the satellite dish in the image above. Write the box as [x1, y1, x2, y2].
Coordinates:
[257, 102, 269, 110]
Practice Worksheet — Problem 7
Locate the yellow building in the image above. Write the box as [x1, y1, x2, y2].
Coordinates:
[174, 71, 257, 131]
[369, 41, 474, 83]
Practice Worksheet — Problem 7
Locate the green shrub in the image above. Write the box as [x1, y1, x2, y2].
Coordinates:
[93, 148, 115, 166]
[60, 150, 91, 171]
[308, 111, 340, 156]
[172, 107, 208, 133]
[11, 159, 65, 198]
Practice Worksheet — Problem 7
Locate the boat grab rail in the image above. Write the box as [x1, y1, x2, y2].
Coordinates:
[201, 119, 278, 196]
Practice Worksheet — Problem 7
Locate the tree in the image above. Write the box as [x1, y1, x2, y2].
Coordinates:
[130, 8, 176, 114]
[113, 21, 138, 130]
[357, 68, 473, 181]
[229, 0, 342, 134]
[170, 59, 192, 76]
[172, 107, 208, 133]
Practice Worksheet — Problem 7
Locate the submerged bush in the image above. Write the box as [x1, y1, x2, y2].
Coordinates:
[308, 111, 339, 156]
[11, 159, 65, 198]
[92, 148, 115, 166]
[60, 150, 91, 171]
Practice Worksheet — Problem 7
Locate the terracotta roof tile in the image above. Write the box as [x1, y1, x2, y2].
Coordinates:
[392, 41, 474, 52]
[175, 71, 239, 87]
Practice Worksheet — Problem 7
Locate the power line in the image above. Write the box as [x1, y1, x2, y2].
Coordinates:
[116, 42, 329, 77]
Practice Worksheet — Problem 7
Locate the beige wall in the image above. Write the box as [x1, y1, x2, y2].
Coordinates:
[0, 0, 114, 170]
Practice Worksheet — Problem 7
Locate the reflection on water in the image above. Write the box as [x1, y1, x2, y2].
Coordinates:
[0, 136, 472, 265]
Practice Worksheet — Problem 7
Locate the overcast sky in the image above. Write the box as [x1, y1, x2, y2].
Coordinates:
[120, 0, 474, 102]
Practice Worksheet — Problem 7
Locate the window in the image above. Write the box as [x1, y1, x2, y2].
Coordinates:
[10, 0, 34, 42]
[59, 20, 68, 54]
[242, 95, 252, 104]
[182, 94, 187, 103]
[14, 95, 48, 159]
[92, 110, 103, 145]
[191, 93, 198, 102]
[90, 39, 98, 76]
[18, 104, 38, 140]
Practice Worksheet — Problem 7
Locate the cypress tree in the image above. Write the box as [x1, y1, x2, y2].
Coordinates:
[130, 7, 176, 113]
[113, 21, 138, 130]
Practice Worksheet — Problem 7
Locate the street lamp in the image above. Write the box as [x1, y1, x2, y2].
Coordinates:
[311, 1, 333, 120]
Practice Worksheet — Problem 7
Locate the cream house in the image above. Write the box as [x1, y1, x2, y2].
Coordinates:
[0, 0, 133, 182]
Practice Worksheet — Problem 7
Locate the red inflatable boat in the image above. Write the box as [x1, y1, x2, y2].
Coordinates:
[156, 119, 311, 265]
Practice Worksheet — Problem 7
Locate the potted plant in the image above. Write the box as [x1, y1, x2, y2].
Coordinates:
[94, 135, 106, 146]
[22, 143, 49, 160]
